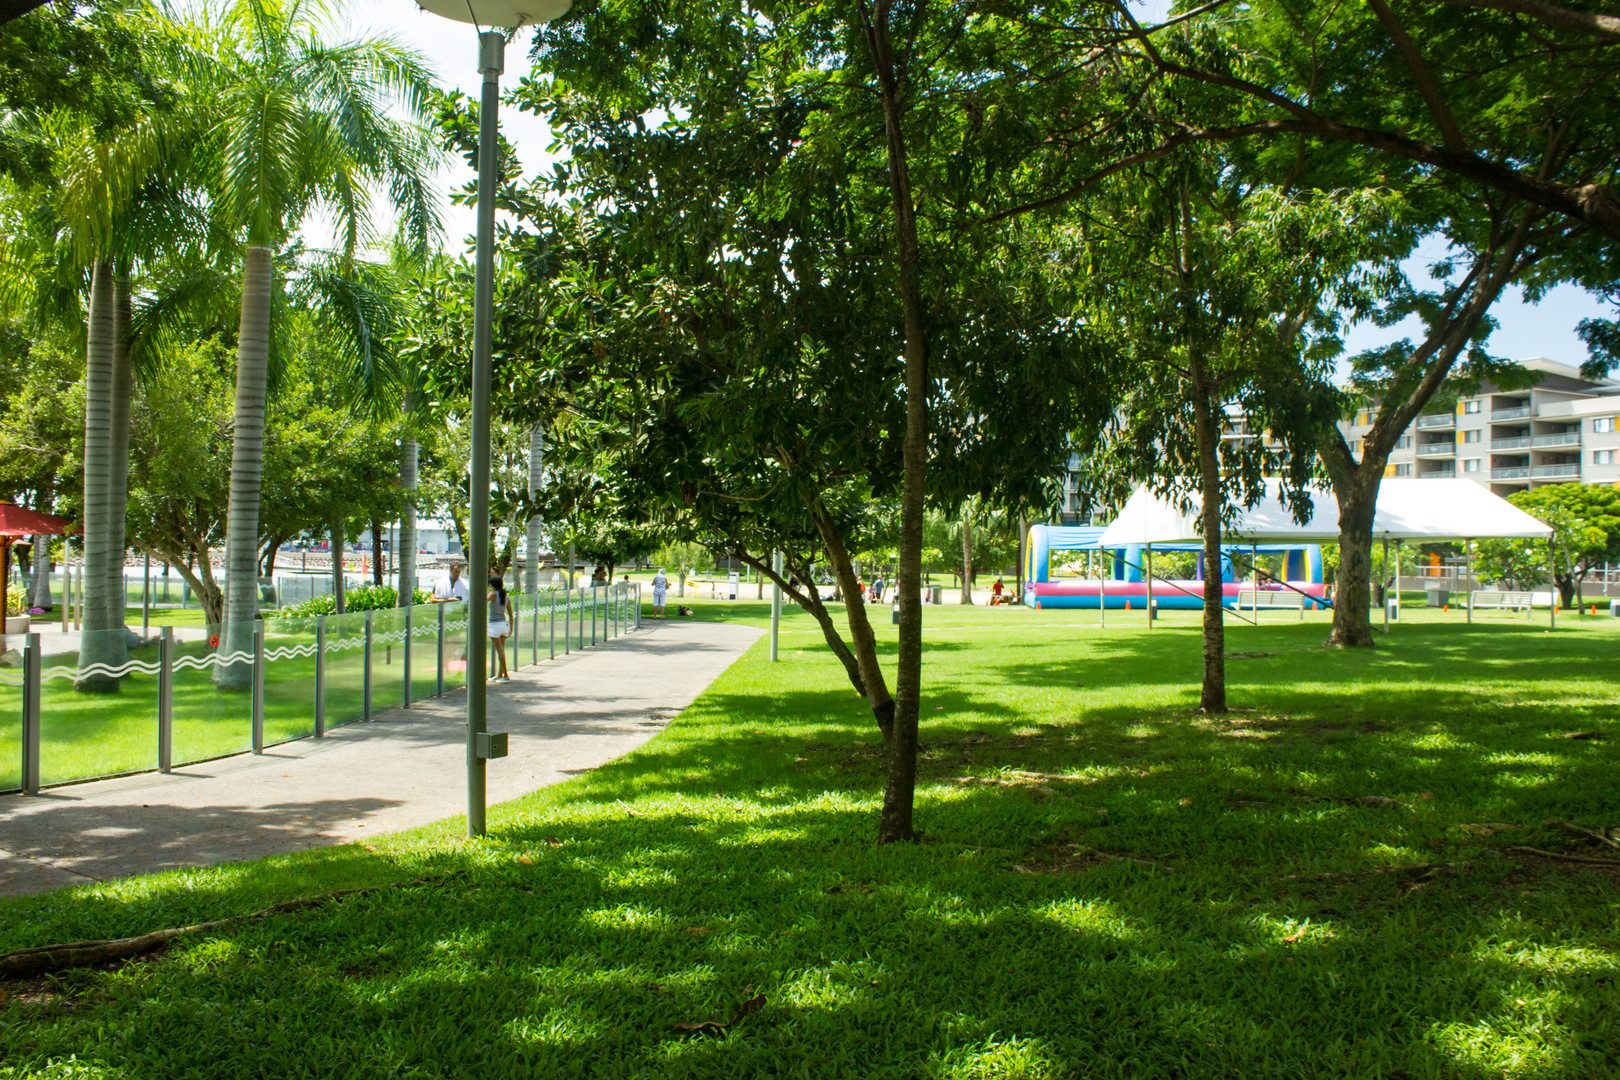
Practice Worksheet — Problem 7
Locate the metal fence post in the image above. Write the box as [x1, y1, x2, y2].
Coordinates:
[592, 585, 599, 646]
[158, 627, 173, 772]
[404, 606, 413, 708]
[22, 632, 40, 794]
[549, 590, 556, 659]
[564, 587, 571, 655]
[530, 593, 539, 666]
[314, 614, 327, 738]
[363, 610, 374, 721]
[251, 621, 265, 754]
[437, 603, 446, 697]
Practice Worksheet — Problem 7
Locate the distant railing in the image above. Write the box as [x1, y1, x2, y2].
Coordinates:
[1532, 432, 1581, 448]
[0, 583, 642, 795]
[1531, 463, 1580, 478]
[1492, 406, 1533, 421]
[1491, 437, 1532, 451]
[1415, 442, 1456, 457]
[1415, 413, 1456, 428]
[1420, 465, 1457, 477]
[1492, 466, 1531, 479]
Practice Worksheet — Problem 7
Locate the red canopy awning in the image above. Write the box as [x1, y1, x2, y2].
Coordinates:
[0, 503, 76, 537]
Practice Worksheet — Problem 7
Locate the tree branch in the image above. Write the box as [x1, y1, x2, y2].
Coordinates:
[1363, 0, 1468, 150]
[1437, 0, 1620, 38]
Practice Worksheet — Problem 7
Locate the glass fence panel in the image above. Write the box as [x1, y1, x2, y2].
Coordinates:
[370, 607, 408, 713]
[173, 623, 254, 766]
[442, 604, 468, 692]
[39, 628, 160, 785]
[262, 616, 318, 746]
[322, 611, 368, 729]
[410, 603, 443, 701]
[0, 633, 27, 790]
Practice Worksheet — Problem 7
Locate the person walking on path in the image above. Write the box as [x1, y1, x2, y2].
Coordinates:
[487, 574, 511, 681]
[431, 560, 470, 604]
[652, 567, 668, 619]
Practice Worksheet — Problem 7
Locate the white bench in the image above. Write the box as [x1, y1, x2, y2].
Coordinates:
[1470, 590, 1535, 618]
[1236, 588, 1307, 619]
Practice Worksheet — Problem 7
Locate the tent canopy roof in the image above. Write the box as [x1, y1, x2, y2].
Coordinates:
[1098, 479, 1553, 547]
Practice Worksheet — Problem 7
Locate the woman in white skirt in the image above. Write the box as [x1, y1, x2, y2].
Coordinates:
[652, 567, 669, 619]
[487, 575, 511, 681]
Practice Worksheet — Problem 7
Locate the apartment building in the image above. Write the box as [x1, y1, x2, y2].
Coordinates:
[1340, 358, 1620, 497]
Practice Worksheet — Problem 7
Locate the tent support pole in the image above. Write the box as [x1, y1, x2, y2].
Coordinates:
[1381, 538, 1390, 635]
[1549, 535, 1556, 631]
[1145, 543, 1153, 627]
[1098, 549, 1105, 628]
[1465, 540, 1473, 624]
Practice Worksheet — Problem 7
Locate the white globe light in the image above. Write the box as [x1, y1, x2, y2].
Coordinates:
[414, 0, 571, 27]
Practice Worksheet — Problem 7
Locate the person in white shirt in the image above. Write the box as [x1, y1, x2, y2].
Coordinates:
[431, 561, 470, 604]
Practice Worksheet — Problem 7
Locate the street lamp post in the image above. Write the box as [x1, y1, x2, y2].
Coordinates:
[411, 0, 573, 838]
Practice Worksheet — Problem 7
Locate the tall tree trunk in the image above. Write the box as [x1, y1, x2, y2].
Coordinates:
[400, 428, 418, 608]
[1190, 365, 1227, 713]
[524, 422, 542, 600]
[332, 516, 346, 614]
[1015, 512, 1027, 601]
[77, 260, 120, 692]
[219, 244, 274, 687]
[107, 271, 133, 632]
[812, 503, 896, 744]
[31, 483, 55, 611]
[958, 503, 974, 605]
[370, 515, 384, 586]
[863, 0, 929, 843]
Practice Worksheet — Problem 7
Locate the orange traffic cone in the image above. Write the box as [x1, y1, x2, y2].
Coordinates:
[1126, 599, 1132, 611]
[1443, 603, 1449, 612]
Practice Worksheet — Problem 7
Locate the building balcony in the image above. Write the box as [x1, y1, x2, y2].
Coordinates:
[1532, 432, 1581, 448]
[1492, 466, 1531, 479]
[1491, 436, 1531, 450]
[1415, 413, 1456, 429]
[1531, 463, 1581, 479]
[1421, 465, 1457, 477]
[1491, 406, 1533, 421]
[1415, 442, 1456, 457]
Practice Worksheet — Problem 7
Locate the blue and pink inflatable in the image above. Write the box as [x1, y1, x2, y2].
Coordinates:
[1022, 525, 1328, 610]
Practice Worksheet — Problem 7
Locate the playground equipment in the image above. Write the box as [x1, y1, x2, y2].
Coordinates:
[1022, 524, 1328, 610]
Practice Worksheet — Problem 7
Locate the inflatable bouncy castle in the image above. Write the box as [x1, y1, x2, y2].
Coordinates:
[1022, 524, 1328, 610]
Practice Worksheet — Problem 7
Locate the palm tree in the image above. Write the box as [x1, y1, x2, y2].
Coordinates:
[193, 0, 439, 684]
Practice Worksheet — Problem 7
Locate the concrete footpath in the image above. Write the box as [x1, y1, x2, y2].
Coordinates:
[0, 620, 762, 898]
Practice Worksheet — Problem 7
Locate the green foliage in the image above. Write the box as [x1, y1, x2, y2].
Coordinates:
[278, 584, 428, 618]
[1475, 485, 1620, 604]
[650, 541, 713, 576]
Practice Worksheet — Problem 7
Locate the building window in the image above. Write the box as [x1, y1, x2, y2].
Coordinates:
[1387, 463, 1412, 477]
[1459, 429, 1481, 443]
[1395, 435, 1411, 449]
[1595, 417, 1616, 433]
[1596, 449, 1616, 465]
[1463, 400, 1482, 414]
[1463, 459, 1481, 473]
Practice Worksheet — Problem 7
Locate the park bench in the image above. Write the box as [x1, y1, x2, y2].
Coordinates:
[1469, 590, 1535, 619]
[1235, 587, 1307, 619]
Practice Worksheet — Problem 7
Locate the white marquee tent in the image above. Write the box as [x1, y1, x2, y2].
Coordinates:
[1098, 478, 1553, 547]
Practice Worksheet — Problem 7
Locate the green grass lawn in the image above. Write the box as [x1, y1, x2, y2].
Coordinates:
[3, 603, 1618, 1078]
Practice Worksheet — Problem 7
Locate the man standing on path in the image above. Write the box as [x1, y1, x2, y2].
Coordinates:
[431, 560, 470, 604]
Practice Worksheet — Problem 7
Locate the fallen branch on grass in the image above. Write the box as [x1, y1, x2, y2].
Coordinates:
[1508, 846, 1620, 866]
[1546, 819, 1620, 851]
[1282, 862, 1456, 882]
[0, 873, 461, 979]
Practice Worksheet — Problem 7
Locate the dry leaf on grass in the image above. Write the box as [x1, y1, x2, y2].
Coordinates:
[1559, 731, 1604, 740]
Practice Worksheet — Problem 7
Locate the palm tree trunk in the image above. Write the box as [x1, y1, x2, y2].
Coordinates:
[106, 270, 134, 631]
[219, 243, 274, 688]
[399, 432, 418, 607]
[77, 260, 120, 692]
[370, 515, 384, 585]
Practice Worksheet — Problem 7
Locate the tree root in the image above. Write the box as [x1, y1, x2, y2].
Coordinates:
[1282, 862, 1456, 882]
[0, 872, 460, 980]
